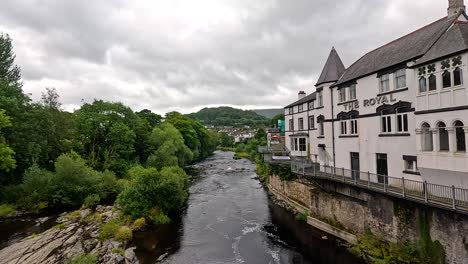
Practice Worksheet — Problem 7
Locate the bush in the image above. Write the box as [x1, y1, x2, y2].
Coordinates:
[0, 204, 16, 217]
[131, 217, 146, 231]
[99, 218, 123, 241]
[117, 166, 188, 220]
[295, 212, 308, 222]
[65, 253, 98, 264]
[83, 194, 100, 209]
[147, 208, 171, 225]
[114, 226, 133, 243]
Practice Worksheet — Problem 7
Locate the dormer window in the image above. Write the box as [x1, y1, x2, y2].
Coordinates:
[395, 69, 406, 89]
[419, 77, 427, 93]
[349, 85, 357, 100]
[442, 70, 451, 88]
[454, 67, 463, 86]
[380, 74, 390, 93]
[428, 74, 437, 91]
[339, 88, 346, 103]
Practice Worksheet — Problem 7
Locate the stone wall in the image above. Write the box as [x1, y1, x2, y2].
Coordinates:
[268, 175, 468, 264]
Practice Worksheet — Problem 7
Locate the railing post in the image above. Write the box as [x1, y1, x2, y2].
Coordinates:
[452, 185, 457, 210]
[402, 177, 406, 198]
[367, 172, 370, 188]
[384, 175, 387, 193]
[354, 171, 357, 185]
[424, 181, 428, 203]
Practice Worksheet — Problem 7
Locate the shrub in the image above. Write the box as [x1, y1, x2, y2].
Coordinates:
[114, 226, 133, 243]
[65, 253, 98, 264]
[83, 194, 100, 209]
[131, 217, 146, 231]
[99, 218, 123, 241]
[0, 204, 16, 218]
[117, 166, 188, 220]
[147, 208, 170, 225]
[295, 212, 308, 222]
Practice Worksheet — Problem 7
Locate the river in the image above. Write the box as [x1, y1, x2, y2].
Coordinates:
[133, 151, 362, 264]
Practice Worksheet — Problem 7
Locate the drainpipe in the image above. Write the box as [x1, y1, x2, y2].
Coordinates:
[330, 86, 336, 170]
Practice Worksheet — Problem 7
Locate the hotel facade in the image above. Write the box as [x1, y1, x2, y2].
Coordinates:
[284, 0, 468, 189]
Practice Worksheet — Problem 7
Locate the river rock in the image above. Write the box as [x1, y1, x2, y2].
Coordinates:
[0, 206, 139, 264]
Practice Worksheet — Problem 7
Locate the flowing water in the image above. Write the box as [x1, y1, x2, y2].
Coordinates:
[133, 151, 363, 264]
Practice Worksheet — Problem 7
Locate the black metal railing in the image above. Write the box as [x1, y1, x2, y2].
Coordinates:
[290, 161, 468, 213]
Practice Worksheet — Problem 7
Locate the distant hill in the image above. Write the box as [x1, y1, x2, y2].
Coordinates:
[188, 107, 270, 127]
[252, 108, 283, 119]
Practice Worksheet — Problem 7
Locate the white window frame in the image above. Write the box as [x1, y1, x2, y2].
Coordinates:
[394, 69, 406, 89]
[381, 114, 393, 134]
[298, 138, 307, 152]
[419, 77, 427, 93]
[308, 101, 314, 110]
[350, 119, 358, 135]
[298, 104, 303, 112]
[340, 120, 348, 135]
[317, 91, 323, 107]
[380, 74, 390, 93]
[404, 160, 418, 172]
[289, 119, 294, 131]
[298, 118, 304, 130]
[319, 120, 324, 136]
[309, 116, 315, 129]
[289, 107, 293, 115]
[454, 67, 463, 87]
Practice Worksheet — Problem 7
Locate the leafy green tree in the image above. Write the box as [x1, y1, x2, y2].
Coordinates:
[188, 107, 270, 127]
[0, 33, 22, 87]
[136, 109, 162, 128]
[219, 132, 234, 148]
[147, 122, 193, 169]
[74, 100, 137, 174]
[134, 109, 162, 164]
[271, 114, 285, 128]
[0, 109, 15, 172]
[117, 165, 188, 221]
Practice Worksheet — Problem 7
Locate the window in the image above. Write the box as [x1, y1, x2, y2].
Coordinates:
[340, 120, 347, 135]
[339, 88, 346, 102]
[381, 115, 392, 133]
[380, 74, 390, 93]
[349, 85, 357, 100]
[442, 70, 451, 88]
[318, 119, 324, 136]
[404, 159, 418, 172]
[289, 108, 293, 115]
[317, 91, 323, 107]
[428, 74, 437, 91]
[289, 119, 294, 131]
[438, 122, 449, 151]
[419, 77, 427, 93]
[421, 123, 433, 151]
[396, 113, 408, 133]
[395, 69, 406, 89]
[298, 118, 304, 130]
[298, 104, 303, 112]
[308, 101, 314, 110]
[350, 119, 358, 135]
[454, 67, 463, 86]
[309, 116, 315, 129]
[293, 138, 298, 151]
[299, 138, 307, 152]
[455, 121, 466, 152]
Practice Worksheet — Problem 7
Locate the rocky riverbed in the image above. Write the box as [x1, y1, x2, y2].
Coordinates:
[0, 206, 138, 264]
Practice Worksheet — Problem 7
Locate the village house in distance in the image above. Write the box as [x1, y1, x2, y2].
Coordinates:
[284, 0, 468, 189]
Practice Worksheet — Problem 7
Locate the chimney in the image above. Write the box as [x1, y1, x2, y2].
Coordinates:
[448, 0, 466, 17]
[298, 91, 306, 100]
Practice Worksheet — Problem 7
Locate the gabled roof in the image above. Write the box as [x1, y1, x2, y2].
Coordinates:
[414, 21, 468, 66]
[315, 47, 346, 86]
[334, 16, 456, 87]
[284, 92, 316, 108]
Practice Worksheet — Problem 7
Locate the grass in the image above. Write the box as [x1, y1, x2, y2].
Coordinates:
[131, 217, 146, 231]
[111, 248, 125, 256]
[233, 152, 250, 160]
[65, 253, 98, 264]
[114, 226, 133, 243]
[99, 218, 124, 241]
[0, 204, 16, 218]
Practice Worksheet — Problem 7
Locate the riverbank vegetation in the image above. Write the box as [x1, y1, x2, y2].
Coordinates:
[0, 33, 218, 226]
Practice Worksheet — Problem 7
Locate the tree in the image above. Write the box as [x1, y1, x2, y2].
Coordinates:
[0, 33, 22, 87]
[219, 132, 234, 148]
[41, 87, 61, 110]
[134, 109, 162, 164]
[147, 122, 193, 169]
[0, 109, 15, 172]
[271, 114, 285, 128]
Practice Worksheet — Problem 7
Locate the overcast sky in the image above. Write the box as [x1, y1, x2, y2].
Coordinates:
[0, 0, 448, 114]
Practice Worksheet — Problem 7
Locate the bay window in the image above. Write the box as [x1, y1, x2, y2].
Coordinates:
[454, 67, 463, 86]
[428, 74, 437, 91]
[442, 70, 451, 88]
[419, 77, 427, 93]
[299, 138, 307, 152]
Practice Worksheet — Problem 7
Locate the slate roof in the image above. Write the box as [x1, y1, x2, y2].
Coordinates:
[284, 92, 316, 108]
[334, 16, 456, 87]
[316, 47, 346, 86]
[414, 21, 468, 66]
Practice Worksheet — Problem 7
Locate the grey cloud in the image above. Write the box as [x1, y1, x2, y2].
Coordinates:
[0, 0, 448, 113]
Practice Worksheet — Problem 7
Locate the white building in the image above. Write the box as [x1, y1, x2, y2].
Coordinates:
[285, 0, 468, 188]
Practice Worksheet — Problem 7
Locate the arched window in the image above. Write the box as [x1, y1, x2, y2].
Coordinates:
[442, 71, 452, 88]
[429, 74, 437, 91]
[438, 122, 449, 151]
[422, 123, 433, 151]
[419, 77, 427, 93]
[454, 67, 463, 86]
[455, 121, 466, 152]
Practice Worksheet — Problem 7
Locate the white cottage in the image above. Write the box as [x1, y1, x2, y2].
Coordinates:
[284, 0, 468, 188]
